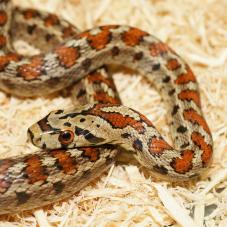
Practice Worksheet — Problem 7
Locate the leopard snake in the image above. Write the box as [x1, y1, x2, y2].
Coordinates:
[0, 0, 213, 214]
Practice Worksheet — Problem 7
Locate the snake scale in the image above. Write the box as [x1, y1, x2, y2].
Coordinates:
[0, 0, 213, 214]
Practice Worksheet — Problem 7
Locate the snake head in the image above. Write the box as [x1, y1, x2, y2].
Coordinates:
[27, 104, 106, 150]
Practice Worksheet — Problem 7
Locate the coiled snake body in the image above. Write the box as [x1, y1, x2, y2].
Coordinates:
[0, 0, 213, 214]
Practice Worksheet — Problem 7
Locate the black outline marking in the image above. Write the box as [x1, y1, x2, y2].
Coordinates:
[177, 125, 188, 133]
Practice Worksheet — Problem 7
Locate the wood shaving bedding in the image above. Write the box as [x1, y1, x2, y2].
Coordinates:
[0, 0, 226, 226]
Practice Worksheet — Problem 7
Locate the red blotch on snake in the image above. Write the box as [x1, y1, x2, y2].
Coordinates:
[191, 132, 213, 167]
[22, 9, 39, 19]
[170, 150, 194, 174]
[150, 42, 171, 57]
[0, 10, 7, 26]
[175, 65, 197, 85]
[51, 150, 77, 174]
[25, 155, 48, 184]
[17, 56, 44, 80]
[149, 138, 172, 154]
[88, 104, 146, 133]
[183, 109, 211, 134]
[79, 25, 118, 50]
[44, 14, 59, 27]
[80, 147, 100, 161]
[0, 53, 21, 71]
[178, 89, 201, 107]
[55, 46, 80, 68]
[121, 27, 148, 46]
[166, 58, 181, 71]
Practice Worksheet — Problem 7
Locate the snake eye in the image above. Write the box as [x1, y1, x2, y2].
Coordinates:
[58, 130, 74, 145]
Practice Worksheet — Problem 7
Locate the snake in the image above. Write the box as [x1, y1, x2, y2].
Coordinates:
[0, 0, 213, 215]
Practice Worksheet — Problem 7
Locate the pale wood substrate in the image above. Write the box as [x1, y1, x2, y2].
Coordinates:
[0, 0, 226, 226]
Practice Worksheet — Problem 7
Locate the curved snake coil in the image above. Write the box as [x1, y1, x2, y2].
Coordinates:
[0, 0, 213, 214]
[0, 1, 121, 214]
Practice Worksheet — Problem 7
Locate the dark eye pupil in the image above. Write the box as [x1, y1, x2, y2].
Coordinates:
[58, 130, 74, 145]
[61, 131, 71, 141]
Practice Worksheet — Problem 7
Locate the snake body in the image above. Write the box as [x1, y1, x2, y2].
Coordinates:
[0, 0, 213, 214]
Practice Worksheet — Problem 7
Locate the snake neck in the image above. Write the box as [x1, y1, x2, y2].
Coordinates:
[73, 103, 212, 179]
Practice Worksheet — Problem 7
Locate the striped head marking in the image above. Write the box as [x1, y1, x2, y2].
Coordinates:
[27, 104, 106, 150]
